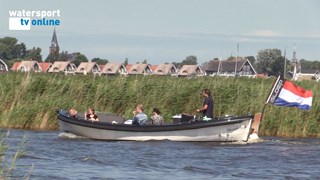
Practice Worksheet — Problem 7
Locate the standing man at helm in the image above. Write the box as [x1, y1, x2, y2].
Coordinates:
[196, 88, 214, 120]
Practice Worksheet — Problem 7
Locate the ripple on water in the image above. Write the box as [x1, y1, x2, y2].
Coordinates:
[58, 132, 87, 139]
[4, 129, 320, 179]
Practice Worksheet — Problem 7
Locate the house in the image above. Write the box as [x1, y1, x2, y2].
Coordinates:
[151, 65, 157, 73]
[101, 63, 127, 76]
[314, 70, 320, 82]
[38, 62, 52, 73]
[0, 59, 8, 72]
[76, 62, 101, 75]
[127, 64, 153, 75]
[125, 64, 132, 73]
[11, 62, 21, 71]
[292, 68, 320, 81]
[203, 58, 257, 77]
[178, 65, 205, 77]
[153, 64, 178, 76]
[11, 60, 42, 72]
[48, 61, 77, 74]
[289, 59, 319, 81]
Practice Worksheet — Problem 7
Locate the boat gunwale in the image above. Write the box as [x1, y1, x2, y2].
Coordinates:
[58, 110, 254, 132]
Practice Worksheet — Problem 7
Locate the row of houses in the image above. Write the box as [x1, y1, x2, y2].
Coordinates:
[0, 58, 259, 77]
[1, 58, 319, 80]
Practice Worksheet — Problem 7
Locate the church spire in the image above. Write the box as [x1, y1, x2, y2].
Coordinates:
[49, 28, 59, 54]
[291, 42, 299, 80]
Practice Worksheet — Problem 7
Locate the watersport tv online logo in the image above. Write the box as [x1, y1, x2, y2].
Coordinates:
[9, 9, 61, 30]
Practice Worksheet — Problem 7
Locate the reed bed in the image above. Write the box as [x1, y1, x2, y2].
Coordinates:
[0, 72, 319, 137]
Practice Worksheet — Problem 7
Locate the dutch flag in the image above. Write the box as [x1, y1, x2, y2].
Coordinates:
[266, 76, 313, 110]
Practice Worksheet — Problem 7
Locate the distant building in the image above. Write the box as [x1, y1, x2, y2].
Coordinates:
[48, 61, 77, 75]
[101, 63, 127, 76]
[314, 71, 320, 82]
[288, 64, 319, 81]
[76, 62, 101, 75]
[49, 28, 59, 55]
[151, 65, 157, 72]
[290, 43, 299, 80]
[11, 62, 20, 71]
[125, 64, 132, 73]
[288, 44, 319, 81]
[11, 60, 42, 72]
[178, 65, 205, 77]
[48, 29, 78, 63]
[153, 64, 178, 76]
[203, 58, 257, 77]
[0, 59, 8, 72]
[38, 62, 52, 73]
[127, 64, 153, 75]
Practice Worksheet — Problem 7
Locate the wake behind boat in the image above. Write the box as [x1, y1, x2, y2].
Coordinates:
[57, 110, 261, 142]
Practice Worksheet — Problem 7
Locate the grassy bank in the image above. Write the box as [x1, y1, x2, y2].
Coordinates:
[0, 72, 319, 137]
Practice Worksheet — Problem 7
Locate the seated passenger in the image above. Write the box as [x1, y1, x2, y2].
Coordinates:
[68, 108, 78, 118]
[150, 108, 164, 125]
[132, 104, 148, 126]
[85, 108, 99, 122]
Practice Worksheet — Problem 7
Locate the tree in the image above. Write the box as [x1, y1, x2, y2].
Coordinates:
[142, 59, 147, 64]
[123, 58, 128, 66]
[256, 49, 282, 75]
[59, 51, 69, 61]
[245, 56, 257, 69]
[92, 57, 108, 65]
[183, 55, 197, 65]
[300, 59, 320, 70]
[227, 56, 234, 61]
[246, 56, 256, 65]
[45, 51, 59, 63]
[26, 47, 42, 61]
[173, 55, 198, 69]
[172, 61, 180, 68]
[0, 37, 26, 60]
[270, 56, 286, 76]
[72, 53, 88, 66]
[13, 43, 27, 59]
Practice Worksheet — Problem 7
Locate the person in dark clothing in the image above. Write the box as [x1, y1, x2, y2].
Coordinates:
[85, 108, 99, 122]
[196, 88, 214, 120]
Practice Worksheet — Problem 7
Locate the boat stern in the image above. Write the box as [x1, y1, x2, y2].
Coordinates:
[246, 113, 262, 141]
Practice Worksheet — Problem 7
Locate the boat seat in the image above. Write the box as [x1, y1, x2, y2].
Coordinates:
[96, 113, 126, 123]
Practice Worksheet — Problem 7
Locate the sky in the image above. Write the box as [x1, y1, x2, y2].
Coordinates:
[1, 0, 320, 65]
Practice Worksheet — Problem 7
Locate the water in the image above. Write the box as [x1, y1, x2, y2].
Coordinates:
[2, 129, 320, 179]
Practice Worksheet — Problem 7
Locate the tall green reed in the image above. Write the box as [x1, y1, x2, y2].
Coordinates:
[0, 72, 319, 137]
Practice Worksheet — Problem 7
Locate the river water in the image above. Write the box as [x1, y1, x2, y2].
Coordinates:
[2, 129, 320, 180]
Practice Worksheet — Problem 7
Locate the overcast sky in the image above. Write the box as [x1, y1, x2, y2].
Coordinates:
[1, 0, 320, 64]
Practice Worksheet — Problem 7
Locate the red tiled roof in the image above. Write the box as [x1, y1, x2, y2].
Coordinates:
[126, 64, 132, 72]
[11, 62, 21, 71]
[151, 65, 157, 72]
[38, 62, 52, 73]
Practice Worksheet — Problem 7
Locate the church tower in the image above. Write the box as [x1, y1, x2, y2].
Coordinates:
[291, 43, 299, 80]
[49, 28, 60, 54]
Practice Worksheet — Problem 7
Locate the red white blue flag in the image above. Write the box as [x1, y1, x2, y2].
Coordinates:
[266, 76, 313, 110]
